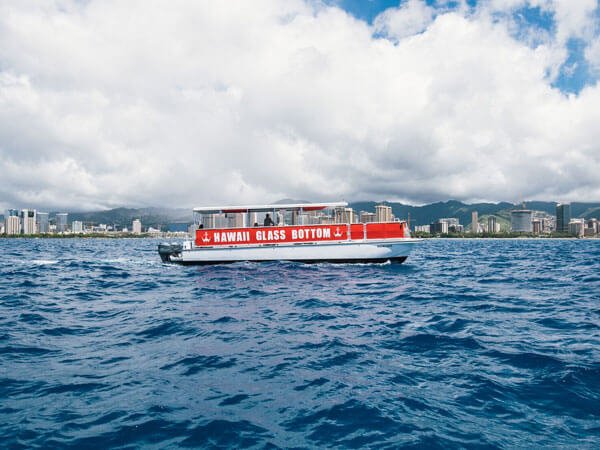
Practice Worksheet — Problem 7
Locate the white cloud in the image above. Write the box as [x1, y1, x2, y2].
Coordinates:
[373, 0, 435, 41]
[0, 0, 600, 211]
[552, 0, 598, 43]
[481, 0, 598, 44]
[586, 36, 600, 74]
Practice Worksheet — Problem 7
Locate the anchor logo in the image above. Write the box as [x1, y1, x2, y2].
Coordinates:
[334, 226, 342, 238]
[201, 232, 211, 243]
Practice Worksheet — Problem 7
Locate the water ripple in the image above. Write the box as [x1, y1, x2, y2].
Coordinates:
[1, 238, 599, 448]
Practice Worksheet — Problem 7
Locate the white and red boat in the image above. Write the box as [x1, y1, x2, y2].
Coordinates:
[158, 202, 419, 265]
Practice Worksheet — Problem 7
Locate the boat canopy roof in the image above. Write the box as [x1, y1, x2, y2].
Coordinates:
[193, 202, 348, 214]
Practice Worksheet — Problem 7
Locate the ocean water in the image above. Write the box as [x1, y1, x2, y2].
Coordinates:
[1, 238, 599, 449]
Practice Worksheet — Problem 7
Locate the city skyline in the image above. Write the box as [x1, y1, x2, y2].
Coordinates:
[1, 2, 600, 211]
[3, 199, 599, 236]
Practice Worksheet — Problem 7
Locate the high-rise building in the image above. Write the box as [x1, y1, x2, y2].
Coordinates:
[5, 210, 20, 235]
[5, 209, 19, 235]
[487, 216, 499, 234]
[556, 203, 571, 233]
[471, 211, 479, 233]
[532, 219, 542, 234]
[510, 210, 533, 232]
[72, 220, 83, 233]
[587, 218, 599, 235]
[20, 209, 37, 234]
[344, 208, 356, 223]
[56, 213, 68, 232]
[132, 219, 142, 234]
[569, 219, 585, 237]
[375, 205, 393, 222]
[431, 221, 449, 234]
[540, 217, 551, 233]
[335, 208, 356, 224]
[360, 211, 376, 223]
[430, 218, 461, 234]
[584, 219, 598, 236]
[37, 212, 49, 233]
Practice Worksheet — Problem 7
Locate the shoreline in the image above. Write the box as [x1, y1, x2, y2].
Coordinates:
[413, 233, 592, 239]
[0, 233, 185, 239]
[1, 234, 597, 240]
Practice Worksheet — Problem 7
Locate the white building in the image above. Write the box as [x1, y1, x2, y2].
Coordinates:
[569, 219, 585, 237]
[132, 219, 142, 234]
[414, 225, 430, 233]
[375, 205, 393, 222]
[344, 208, 356, 223]
[335, 207, 356, 224]
[72, 220, 83, 233]
[431, 220, 449, 234]
[360, 211, 376, 223]
[5, 209, 19, 235]
[20, 209, 37, 234]
[471, 211, 479, 233]
[487, 216, 500, 233]
[5, 216, 20, 235]
[586, 219, 598, 235]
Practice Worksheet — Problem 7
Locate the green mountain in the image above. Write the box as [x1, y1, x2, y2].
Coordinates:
[63, 207, 192, 230]
[349, 200, 514, 226]
[348, 200, 600, 226]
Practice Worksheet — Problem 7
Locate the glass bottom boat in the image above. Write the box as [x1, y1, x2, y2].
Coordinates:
[158, 202, 420, 265]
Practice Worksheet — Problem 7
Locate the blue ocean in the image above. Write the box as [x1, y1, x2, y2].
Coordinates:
[1, 238, 599, 448]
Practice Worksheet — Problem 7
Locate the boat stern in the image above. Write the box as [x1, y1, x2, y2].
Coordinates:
[158, 243, 183, 263]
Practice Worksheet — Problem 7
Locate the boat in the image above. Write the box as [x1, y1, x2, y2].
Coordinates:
[158, 202, 420, 265]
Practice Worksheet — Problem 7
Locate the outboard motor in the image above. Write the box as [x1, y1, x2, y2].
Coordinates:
[158, 243, 183, 263]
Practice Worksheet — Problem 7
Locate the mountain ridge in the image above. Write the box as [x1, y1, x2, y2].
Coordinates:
[3, 200, 600, 229]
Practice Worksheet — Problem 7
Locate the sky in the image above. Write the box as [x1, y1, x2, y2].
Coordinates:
[1, 0, 600, 211]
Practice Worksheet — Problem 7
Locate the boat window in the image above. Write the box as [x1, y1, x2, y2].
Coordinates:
[194, 206, 344, 229]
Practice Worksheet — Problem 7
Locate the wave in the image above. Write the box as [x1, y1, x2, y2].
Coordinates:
[2, 238, 600, 448]
[160, 355, 237, 375]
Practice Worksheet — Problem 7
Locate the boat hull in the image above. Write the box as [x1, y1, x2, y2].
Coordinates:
[179, 256, 408, 265]
[160, 239, 419, 265]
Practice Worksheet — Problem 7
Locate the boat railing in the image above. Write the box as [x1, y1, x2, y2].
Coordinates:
[195, 220, 404, 231]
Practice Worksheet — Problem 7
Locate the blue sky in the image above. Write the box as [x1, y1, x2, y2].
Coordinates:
[333, 0, 600, 94]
